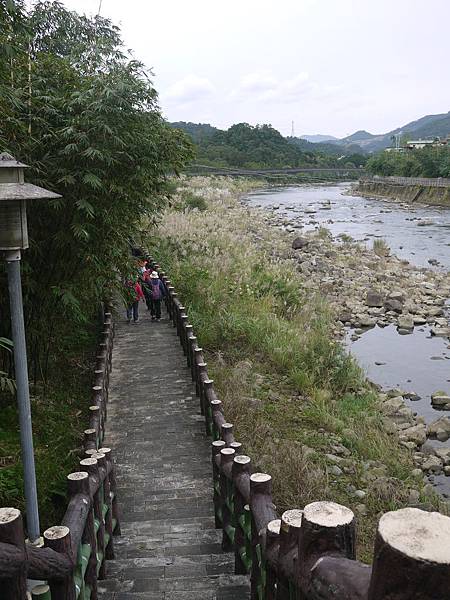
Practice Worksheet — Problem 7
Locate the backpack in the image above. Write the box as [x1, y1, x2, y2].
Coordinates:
[151, 280, 161, 300]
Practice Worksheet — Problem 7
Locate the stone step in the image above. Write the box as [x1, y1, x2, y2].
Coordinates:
[98, 573, 250, 599]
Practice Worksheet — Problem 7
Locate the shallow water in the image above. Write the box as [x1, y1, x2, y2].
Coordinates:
[246, 183, 450, 494]
[247, 183, 450, 269]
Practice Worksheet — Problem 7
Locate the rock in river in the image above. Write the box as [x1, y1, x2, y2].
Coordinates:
[427, 416, 450, 441]
[366, 289, 383, 307]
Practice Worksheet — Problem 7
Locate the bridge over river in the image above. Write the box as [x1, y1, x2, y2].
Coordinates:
[185, 164, 364, 178]
[1, 260, 450, 600]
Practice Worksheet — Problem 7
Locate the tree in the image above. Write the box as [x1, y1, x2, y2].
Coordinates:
[0, 0, 193, 380]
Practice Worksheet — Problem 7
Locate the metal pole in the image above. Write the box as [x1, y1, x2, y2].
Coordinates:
[5, 250, 40, 542]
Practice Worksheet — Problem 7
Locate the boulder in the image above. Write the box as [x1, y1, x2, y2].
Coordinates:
[397, 315, 414, 330]
[435, 447, 450, 465]
[292, 237, 309, 250]
[366, 289, 383, 308]
[427, 416, 450, 441]
[421, 455, 443, 473]
[431, 391, 450, 406]
[399, 424, 427, 446]
[384, 298, 403, 313]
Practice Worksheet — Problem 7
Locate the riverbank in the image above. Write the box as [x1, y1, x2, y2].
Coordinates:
[355, 179, 450, 206]
[147, 176, 448, 562]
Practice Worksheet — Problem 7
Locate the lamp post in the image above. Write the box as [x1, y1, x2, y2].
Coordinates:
[0, 152, 61, 542]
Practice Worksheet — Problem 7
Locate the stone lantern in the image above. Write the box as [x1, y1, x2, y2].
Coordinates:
[0, 152, 61, 542]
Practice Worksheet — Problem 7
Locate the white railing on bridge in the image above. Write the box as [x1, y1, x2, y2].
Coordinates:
[360, 175, 450, 188]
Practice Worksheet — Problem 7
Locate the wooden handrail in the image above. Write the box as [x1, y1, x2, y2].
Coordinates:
[0, 305, 121, 599]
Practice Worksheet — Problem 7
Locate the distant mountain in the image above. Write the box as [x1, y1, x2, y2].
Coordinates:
[300, 134, 338, 143]
[334, 111, 450, 153]
[288, 137, 363, 156]
[341, 130, 377, 142]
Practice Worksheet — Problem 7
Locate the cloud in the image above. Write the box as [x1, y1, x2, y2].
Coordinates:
[231, 71, 316, 104]
[164, 75, 216, 105]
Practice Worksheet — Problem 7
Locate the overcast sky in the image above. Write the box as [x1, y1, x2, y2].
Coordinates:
[60, 0, 449, 138]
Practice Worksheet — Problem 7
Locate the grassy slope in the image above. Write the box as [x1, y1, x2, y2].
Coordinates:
[148, 176, 442, 562]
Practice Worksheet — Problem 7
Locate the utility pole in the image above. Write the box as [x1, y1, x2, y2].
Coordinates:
[291, 120, 295, 138]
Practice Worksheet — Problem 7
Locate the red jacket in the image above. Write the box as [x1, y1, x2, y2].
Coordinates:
[135, 282, 145, 301]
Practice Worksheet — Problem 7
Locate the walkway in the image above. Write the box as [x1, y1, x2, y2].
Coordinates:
[97, 307, 250, 599]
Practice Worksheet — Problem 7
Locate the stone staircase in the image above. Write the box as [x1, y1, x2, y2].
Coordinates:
[98, 309, 250, 599]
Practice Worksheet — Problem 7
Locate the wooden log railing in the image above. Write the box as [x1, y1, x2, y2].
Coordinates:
[149, 255, 450, 600]
[0, 307, 120, 599]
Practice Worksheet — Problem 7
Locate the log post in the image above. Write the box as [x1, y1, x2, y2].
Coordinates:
[193, 349, 205, 394]
[0, 507, 27, 600]
[44, 526, 75, 600]
[368, 507, 450, 600]
[88, 405, 102, 445]
[249, 473, 278, 600]
[265, 519, 281, 600]
[180, 314, 189, 353]
[101, 447, 121, 536]
[31, 584, 51, 599]
[277, 509, 303, 599]
[92, 451, 114, 560]
[232, 455, 252, 574]
[167, 287, 175, 318]
[210, 397, 226, 441]
[84, 428, 98, 452]
[212, 440, 226, 529]
[80, 457, 106, 579]
[219, 447, 236, 552]
[221, 422, 235, 447]
[188, 336, 198, 381]
[230, 441, 242, 454]
[298, 501, 355, 596]
[67, 471, 97, 599]
[197, 364, 208, 416]
[93, 369, 105, 390]
[92, 385, 106, 422]
[184, 325, 193, 365]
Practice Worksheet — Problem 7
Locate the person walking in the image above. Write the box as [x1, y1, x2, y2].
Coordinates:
[125, 278, 145, 323]
[149, 271, 165, 321]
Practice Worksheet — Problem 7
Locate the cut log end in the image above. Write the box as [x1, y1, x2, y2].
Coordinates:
[379, 507, 450, 564]
[67, 471, 89, 481]
[80, 457, 98, 466]
[250, 473, 272, 484]
[212, 440, 226, 448]
[0, 507, 20, 524]
[44, 525, 70, 541]
[268, 519, 282, 535]
[84, 428, 96, 435]
[282, 509, 303, 529]
[99, 447, 111, 454]
[234, 454, 251, 465]
[31, 584, 50, 596]
[304, 501, 354, 528]
[92, 385, 102, 391]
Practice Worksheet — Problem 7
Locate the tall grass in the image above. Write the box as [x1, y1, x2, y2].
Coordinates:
[147, 176, 440, 561]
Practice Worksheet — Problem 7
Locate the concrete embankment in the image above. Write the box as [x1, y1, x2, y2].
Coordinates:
[356, 179, 450, 207]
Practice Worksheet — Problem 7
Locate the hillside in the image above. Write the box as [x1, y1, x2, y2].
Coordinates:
[170, 122, 366, 169]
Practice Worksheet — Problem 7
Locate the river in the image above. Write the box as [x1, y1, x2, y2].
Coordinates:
[245, 183, 450, 497]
